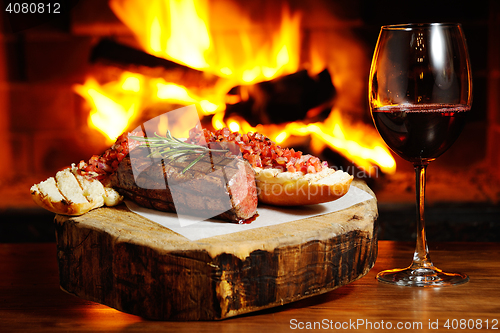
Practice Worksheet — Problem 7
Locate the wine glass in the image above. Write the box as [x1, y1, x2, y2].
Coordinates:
[369, 23, 472, 287]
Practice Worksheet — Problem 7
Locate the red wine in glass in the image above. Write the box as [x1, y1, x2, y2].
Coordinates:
[369, 23, 472, 287]
[372, 104, 470, 163]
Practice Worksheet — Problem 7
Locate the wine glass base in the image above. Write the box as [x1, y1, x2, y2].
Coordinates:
[377, 266, 469, 287]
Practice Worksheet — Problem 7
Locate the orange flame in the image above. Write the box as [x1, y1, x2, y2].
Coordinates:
[221, 110, 396, 175]
[75, 0, 396, 174]
[73, 73, 141, 143]
[74, 72, 224, 144]
[109, 0, 300, 84]
[110, 0, 212, 70]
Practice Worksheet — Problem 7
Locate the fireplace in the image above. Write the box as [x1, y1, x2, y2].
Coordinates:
[0, 0, 499, 242]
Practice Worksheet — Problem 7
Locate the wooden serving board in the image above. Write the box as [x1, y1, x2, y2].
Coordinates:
[54, 180, 378, 321]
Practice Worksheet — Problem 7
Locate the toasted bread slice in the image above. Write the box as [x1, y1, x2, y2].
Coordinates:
[30, 165, 123, 216]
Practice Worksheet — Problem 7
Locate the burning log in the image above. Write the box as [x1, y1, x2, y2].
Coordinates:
[225, 69, 335, 125]
[89, 38, 222, 90]
[90, 39, 335, 125]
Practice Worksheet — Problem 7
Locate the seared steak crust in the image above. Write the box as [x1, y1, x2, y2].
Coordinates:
[109, 149, 258, 223]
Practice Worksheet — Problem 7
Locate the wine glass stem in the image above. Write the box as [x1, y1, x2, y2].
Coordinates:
[412, 163, 433, 270]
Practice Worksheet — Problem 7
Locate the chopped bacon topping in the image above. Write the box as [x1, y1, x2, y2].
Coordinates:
[77, 133, 131, 181]
[187, 127, 327, 174]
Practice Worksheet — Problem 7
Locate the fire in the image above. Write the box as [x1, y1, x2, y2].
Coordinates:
[75, 0, 396, 175]
[110, 0, 212, 70]
[74, 71, 224, 143]
[109, 0, 300, 84]
[221, 110, 396, 175]
[155, 81, 219, 114]
[73, 74, 141, 143]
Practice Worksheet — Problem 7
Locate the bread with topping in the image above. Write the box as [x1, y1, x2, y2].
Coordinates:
[254, 167, 353, 206]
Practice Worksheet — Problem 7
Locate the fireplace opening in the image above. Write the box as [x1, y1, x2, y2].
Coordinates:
[0, 0, 499, 242]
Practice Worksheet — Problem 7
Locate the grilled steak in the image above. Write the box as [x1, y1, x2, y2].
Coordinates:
[109, 148, 258, 223]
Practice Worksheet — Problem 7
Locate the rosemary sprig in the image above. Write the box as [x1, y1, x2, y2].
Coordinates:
[129, 130, 228, 174]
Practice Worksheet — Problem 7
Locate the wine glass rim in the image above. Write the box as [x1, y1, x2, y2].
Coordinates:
[381, 22, 462, 30]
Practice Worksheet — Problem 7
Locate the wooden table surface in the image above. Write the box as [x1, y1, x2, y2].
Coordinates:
[1, 241, 499, 332]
